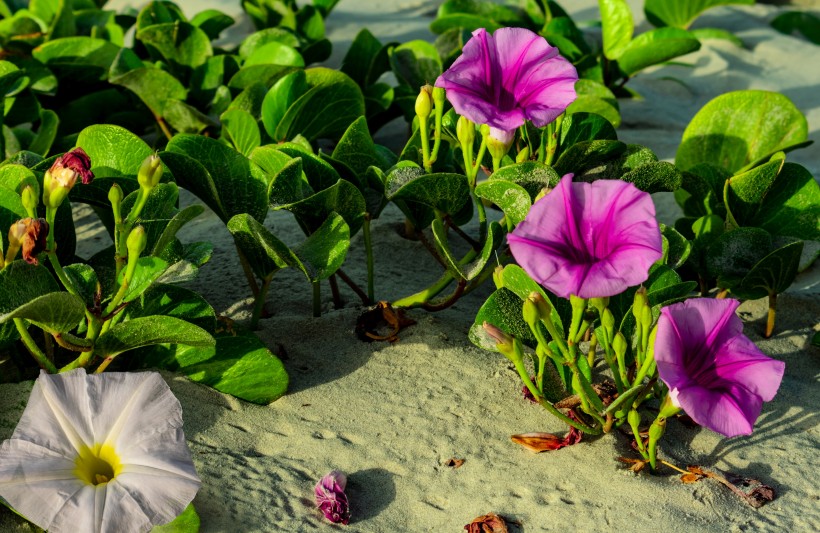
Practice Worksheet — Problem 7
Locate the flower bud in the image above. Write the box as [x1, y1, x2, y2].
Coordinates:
[483, 321, 512, 348]
[632, 286, 648, 320]
[515, 146, 530, 163]
[486, 126, 514, 163]
[612, 331, 627, 359]
[43, 147, 94, 209]
[415, 84, 433, 120]
[21, 185, 38, 216]
[492, 264, 504, 289]
[126, 225, 147, 258]
[456, 116, 475, 148]
[601, 308, 615, 331]
[648, 417, 666, 442]
[137, 154, 163, 191]
[522, 297, 539, 327]
[108, 183, 123, 208]
[640, 305, 653, 329]
[627, 408, 641, 430]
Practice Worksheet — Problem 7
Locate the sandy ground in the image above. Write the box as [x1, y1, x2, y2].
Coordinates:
[2, 0, 819, 532]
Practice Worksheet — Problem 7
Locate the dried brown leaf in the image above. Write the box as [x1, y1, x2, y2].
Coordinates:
[355, 301, 416, 342]
[511, 432, 566, 452]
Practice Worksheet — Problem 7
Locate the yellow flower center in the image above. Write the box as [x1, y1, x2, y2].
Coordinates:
[74, 444, 122, 486]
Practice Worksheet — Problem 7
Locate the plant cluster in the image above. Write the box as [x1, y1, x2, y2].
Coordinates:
[0, 0, 817, 530]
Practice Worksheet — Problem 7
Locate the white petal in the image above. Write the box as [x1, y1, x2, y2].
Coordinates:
[89, 372, 184, 447]
[99, 481, 154, 533]
[12, 369, 95, 456]
[118, 427, 200, 482]
[114, 471, 201, 527]
[47, 484, 98, 533]
[0, 439, 84, 530]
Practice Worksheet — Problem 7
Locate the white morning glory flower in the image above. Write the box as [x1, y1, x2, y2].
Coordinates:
[0, 369, 201, 532]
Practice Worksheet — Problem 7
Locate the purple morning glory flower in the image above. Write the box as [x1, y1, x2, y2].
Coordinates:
[655, 299, 785, 438]
[315, 470, 350, 524]
[507, 175, 662, 299]
[434, 27, 578, 135]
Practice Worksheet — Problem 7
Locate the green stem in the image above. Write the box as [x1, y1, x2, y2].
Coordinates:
[419, 119, 431, 172]
[312, 280, 321, 317]
[392, 247, 479, 308]
[470, 136, 488, 183]
[236, 244, 260, 298]
[14, 319, 57, 373]
[250, 275, 272, 330]
[363, 215, 375, 302]
[430, 108, 443, 165]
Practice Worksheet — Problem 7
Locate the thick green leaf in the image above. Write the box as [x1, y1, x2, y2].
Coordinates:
[0, 261, 60, 316]
[260, 70, 308, 140]
[341, 28, 383, 87]
[94, 315, 214, 359]
[558, 112, 617, 157]
[0, 292, 85, 334]
[64, 263, 100, 309]
[227, 64, 298, 91]
[599, 0, 634, 60]
[123, 283, 216, 332]
[430, 0, 527, 34]
[136, 1, 185, 31]
[244, 41, 303, 68]
[110, 67, 188, 117]
[676, 90, 808, 173]
[0, 163, 38, 196]
[723, 157, 784, 227]
[164, 134, 269, 223]
[274, 68, 364, 142]
[616, 27, 701, 76]
[28, 109, 58, 156]
[621, 161, 682, 193]
[142, 328, 288, 404]
[137, 22, 212, 78]
[676, 163, 730, 218]
[749, 162, 820, 242]
[165, 99, 217, 134]
[645, 0, 754, 29]
[32, 37, 120, 82]
[294, 212, 350, 282]
[190, 9, 234, 40]
[705, 227, 771, 288]
[470, 288, 537, 351]
[152, 503, 200, 533]
[273, 177, 366, 235]
[488, 161, 560, 201]
[386, 171, 471, 223]
[771, 11, 820, 45]
[227, 213, 293, 279]
[116, 257, 169, 303]
[660, 223, 691, 270]
[220, 108, 260, 156]
[553, 139, 626, 177]
[389, 40, 441, 88]
[690, 28, 744, 47]
[732, 239, 803, 300]
[330, 115, 382, 178]
[475, 180, 530, 227]
[229, 82, 268, 118]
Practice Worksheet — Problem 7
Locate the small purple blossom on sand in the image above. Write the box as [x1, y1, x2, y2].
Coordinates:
[435, 27, 577, 137]
[508, 175, 662, 299]
[655, 299, 785, 438]
[315, 470, 350, 524]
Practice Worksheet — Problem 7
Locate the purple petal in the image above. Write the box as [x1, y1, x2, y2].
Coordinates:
[656, 299, 785, 438]
[508, 175, 662, 298]
[315, 471, 350, 524]
[435, 27, 577, 131]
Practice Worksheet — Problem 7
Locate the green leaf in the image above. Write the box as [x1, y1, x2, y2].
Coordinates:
[137, 22, 212, 79]
[273, 177, 366, 235]
[0, 163, 39, 196]
[676, 90, 808, 174]
[164, 99, 217, 134]
[142, 328, 288, 404]
[616, 27, 700, 76]
[227, 64, 298, 91]
[227, 213, 293, 279]
[94, 315, 214, 359]
[0, 292, 85, 334]
[689, 213, 725, 268]
[239, 28, 300, 59]
[749, 162, 820, 242]
[620, 161, 682, 193]
[558, 112, 617, 157]
[487, 161, 560, 201]
[771, 11, 820, 45]
[599, 0, 634, 60]
[244, 41, 303, 68]
[705, 227, 771, 288]
[386, 171, 471, 227]
[389, 40, 441, 88]
[220, 108, 260, 156]
[330, 115, 382, 178]
[294, 212, 350, 282]
[553, 139, 626, 177]
[341, 28, 384, 87]
[660, 223, 691, 270]
[229, 82, 268, 118]
[110, 67, 189, 117]
[32, 36, 120, 82]
[28, 109, 58, 156]
[163, 134, 269, 223]
[0, 261, 60, 316]
[123, 283, 216, 332]
[115, 257, 168, 303]
[136, 1, 185, 31]
[64, 263, 100, 309]
[690, 27, 744, 47]
[151, 503, 200, 533]
[723, 157, 784, 227]
[645, 0, 755, 29]
[676, 163, 730, 218]
[732, 239, 803, 300]
[475, 180, 531, 227]
[430, 0, 528, 34]
[260, 70, 308, 140]
[470, 288, 537, 351]
[190, 9, 234, 40]
[274, 67, 364, 142]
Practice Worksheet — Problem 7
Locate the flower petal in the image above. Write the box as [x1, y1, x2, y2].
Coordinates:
[673, 382, 760, 437]
[110, 471, 200, 528]
[713, 335, 785, 402]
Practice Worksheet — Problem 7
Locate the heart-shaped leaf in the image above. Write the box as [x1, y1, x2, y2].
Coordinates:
[676, 90, 808, 173]
[110, 67, 189, 118]
[94, 315, 214, 360]
[190, 9, 234, 40]
[123, 282, 216, 332]
[220, 108, 261, 156]
[705, 227, 771, 288]
[475, 180, 531, 227]
[164, 134, 269, 223]
[387, 171, 471, 229]
[430, 0, 527, 34]
[331, 115, 384, 178]
[749, 162, 820, 242]
[488, 161, 561, 201]
[63, 263, 100, 310]
[32, 37, 120, 82]
[137, 22, 212, 79]
[0, 291, 85, 334]
[261, 70, 308, 140]
[731, 239, 804, 300]
[660, 223, 691, 270]
[389, 40, 441, 88]
[599, 0, 634, 60]
[470, 288, 537, 351]
[723, 156, 784, 227]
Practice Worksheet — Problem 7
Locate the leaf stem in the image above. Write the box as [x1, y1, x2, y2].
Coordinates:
[13, 319, 57, 373]
[312, 280, 321, 317]
[250, 275, 272, 330]
[363, 214, 375, 301]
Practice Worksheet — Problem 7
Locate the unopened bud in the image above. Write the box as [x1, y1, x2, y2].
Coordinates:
[627, 409, 641, 430]
[126, 225, 147, 258]
[528, 291, 553, 321]
[492, 264, 504, 289]
[456, 116, 475, 148]
[522, 297, 539, 327]
[21, 185, 38, 216]
[486, 127, 514, 163]
[483, 321, 512, 348]
[137, 154, 163, 190]
[108, 183, 123, 207]
[648, 417, 666, 442]
[515, 146, 530, 163]
[415, 85, 433, 120]
[632, 287, 648, 320]
[601, 308, 615, 331]
[640, 306, 653, 329]
[612, 332, 627, 359]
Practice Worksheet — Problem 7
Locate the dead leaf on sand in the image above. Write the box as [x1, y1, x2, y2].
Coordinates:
[684, 466, 776, 508]
[355, 301, 416, 342]
[445, 458, 465, 468]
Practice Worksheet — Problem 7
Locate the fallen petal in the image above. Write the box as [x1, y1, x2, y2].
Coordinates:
[315, 470, 350, 524]
[511, 433, 566, 452]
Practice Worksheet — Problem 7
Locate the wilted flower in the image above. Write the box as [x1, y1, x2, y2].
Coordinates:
[654, 299, 785, 437]
[315, 470, 350, 524]
[464, 512, 508, 533]
[43, 147, 94, 209]
[5, 217, 49, 265]
[507, 174, 662, 299]
[435, 27, 577, 139]
[0, 369, 201, 533]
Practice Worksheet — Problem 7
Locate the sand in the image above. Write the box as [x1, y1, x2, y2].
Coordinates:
[1, 0, 819, 532]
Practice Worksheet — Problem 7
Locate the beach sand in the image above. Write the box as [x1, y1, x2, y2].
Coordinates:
[1, 1, 818, 531]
